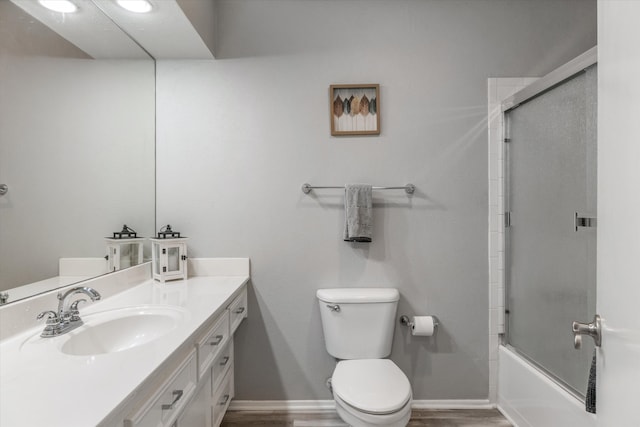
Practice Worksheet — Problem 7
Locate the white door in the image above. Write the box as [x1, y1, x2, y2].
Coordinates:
[596, 1, 640, 425]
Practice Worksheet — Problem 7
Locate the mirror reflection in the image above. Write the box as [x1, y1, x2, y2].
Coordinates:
[0, 0, 155, 305]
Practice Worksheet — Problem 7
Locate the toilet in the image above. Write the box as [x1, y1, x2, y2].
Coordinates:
[317, 288, 412, 427]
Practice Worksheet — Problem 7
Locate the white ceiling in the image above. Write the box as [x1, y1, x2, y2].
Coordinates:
[9, 0, 215, 59]
[93, 0, 215, 59]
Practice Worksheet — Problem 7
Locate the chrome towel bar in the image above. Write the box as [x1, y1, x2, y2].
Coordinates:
[301, 183, 415, 195]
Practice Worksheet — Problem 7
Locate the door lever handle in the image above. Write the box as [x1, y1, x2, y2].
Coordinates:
[572, 314, 601, 349]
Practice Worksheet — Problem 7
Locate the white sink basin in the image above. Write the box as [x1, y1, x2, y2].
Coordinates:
[59, 306, 186, 356]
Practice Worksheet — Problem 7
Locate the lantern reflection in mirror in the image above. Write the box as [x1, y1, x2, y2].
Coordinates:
[105, 225, 144, 272]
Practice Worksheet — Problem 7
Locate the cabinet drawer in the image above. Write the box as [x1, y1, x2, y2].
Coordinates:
[125, 350, 197, 427]
[212, 340, 233, 392]
[196, 310, 230, 380]
[228, 288, 247, 335]
[212, 366, 234, 427]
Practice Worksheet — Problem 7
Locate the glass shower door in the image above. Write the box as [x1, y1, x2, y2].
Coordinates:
[505, 65, 597, 398]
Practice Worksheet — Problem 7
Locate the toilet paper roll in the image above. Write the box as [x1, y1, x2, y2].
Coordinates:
[411, 316, 436, 336]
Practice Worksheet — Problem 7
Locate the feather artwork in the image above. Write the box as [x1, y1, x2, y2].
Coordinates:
[359, 95, 369, 116]
[350, 96, 361, 115]
[329, 85, 379, 135]
[333, 96, 344, 117]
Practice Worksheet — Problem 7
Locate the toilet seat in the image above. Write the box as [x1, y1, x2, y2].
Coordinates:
[331, 359, 411, 415]
[334, 392, 412, 427]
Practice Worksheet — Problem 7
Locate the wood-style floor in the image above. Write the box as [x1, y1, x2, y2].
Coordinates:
[221, 409, 513, 426]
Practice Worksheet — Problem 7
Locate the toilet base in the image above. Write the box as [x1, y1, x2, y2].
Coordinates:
[333, 393, 411, 427]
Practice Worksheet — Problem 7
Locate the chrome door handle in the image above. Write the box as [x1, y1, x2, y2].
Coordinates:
[572, 314, 601, 349]
[0, 184, 7, 196]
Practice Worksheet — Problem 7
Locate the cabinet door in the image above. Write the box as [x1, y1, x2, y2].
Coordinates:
[228, 289, 248, 335]
[125, 351, 197, 427]
[176, 375, 212, 427]
[196, 311, 230, 380]
[212, 367, 234, 427]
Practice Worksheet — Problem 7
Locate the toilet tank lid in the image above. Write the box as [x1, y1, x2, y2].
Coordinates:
[316, 288, 399, 303]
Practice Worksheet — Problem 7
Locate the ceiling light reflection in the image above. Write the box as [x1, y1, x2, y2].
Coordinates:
[116, 0, 152, 13]
[38, 0, 78, 13]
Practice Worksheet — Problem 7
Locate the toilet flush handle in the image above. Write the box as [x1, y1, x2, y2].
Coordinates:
[326, 304, 340, 312]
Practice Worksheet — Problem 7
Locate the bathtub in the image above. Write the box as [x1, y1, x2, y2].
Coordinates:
[498, 346, 596, 427]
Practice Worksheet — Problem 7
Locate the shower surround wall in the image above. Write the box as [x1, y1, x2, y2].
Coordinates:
[487, 77, 539, 401]
[156, 0, 596, 403]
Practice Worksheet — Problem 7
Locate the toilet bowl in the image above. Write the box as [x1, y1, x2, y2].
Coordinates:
[316, 288, 412, 427]
[331, 359, 412, 427]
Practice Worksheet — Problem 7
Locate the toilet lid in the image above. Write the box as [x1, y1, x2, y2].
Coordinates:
[332, 359, 411, 415]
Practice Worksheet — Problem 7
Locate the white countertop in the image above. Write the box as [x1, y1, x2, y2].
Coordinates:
[0, 275, 248, 427]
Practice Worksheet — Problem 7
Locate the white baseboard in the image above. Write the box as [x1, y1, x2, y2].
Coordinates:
[411, 399, 494, 409]
[228, 400, 336, 412]
[228, 399, 495, 412]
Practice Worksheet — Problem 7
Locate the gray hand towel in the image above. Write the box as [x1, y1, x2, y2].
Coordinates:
[343, 184, 373, 242]
[585, 349, 596, 413]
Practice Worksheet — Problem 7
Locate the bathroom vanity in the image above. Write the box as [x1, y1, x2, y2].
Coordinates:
[0, 259, 249, 427]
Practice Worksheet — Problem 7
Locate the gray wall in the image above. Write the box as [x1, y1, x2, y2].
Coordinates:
[156, 0, 596, 400]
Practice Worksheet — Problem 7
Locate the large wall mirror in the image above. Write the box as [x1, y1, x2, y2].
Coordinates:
[0, 0, 156, 305]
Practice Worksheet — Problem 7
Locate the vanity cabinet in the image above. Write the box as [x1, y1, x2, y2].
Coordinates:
[0, 261, 250, 427]
[176, 371, 211, 426]
[197, 311, 230, 380]
[125, 350, 198, 427]
[211, 366, 234, 426]
[115, 286, 247, 427]
[228, 289, 248, 335]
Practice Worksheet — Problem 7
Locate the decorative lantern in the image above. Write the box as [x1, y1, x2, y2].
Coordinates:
[105, 225, 144, 272]
[150, 225, 188, 283]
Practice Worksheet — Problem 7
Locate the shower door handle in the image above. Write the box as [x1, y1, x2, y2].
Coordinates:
[572, 314, 601, 349]
[575, 212, 597, 231]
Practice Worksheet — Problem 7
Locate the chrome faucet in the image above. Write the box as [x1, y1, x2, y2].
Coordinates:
[36, 286, 101, 338]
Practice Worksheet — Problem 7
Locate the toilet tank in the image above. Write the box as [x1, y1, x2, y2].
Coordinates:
[317, 288, 399, 359]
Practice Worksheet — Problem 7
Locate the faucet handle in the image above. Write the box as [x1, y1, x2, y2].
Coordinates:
[37, 310, 59, 325]
[69, 299, 87, 322]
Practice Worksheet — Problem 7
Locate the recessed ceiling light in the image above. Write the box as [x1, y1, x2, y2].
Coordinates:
[116, 0, 152, 13]
[38, 0, 78, 13]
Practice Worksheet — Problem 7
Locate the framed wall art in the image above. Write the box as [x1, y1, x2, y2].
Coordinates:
[330, 84, 380, 136]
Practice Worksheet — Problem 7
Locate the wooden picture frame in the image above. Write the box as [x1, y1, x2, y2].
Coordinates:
[330, 84, 380, 136]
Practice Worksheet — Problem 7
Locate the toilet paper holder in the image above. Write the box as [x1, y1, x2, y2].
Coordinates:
[399, 315, 439, 328]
